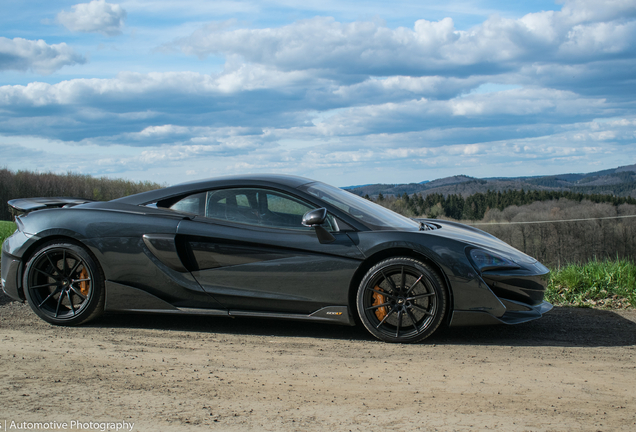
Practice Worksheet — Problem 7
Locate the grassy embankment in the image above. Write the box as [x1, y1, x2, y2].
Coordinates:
[0, 220, 633, 308]
[0, 220, 15, 244]
[547, 259, 635, 308]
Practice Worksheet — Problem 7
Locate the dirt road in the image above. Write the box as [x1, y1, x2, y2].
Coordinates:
[1, 293, 635, 431]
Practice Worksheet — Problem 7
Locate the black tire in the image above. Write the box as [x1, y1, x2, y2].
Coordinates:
[356, 257, 447, 343]
[23, 241, 105, 326]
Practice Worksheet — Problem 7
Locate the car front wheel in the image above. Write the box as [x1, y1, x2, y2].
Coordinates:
[356, 257, 447, 343]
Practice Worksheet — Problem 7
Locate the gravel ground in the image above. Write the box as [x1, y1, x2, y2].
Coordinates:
[1, 292, 635, 431]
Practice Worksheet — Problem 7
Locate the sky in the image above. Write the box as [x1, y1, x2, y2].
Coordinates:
[1, 0, 635, 186]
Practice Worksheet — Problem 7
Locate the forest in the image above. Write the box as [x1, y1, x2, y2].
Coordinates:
[0, 169, 162, 221]
[372, 189, 636, 221]
[373, 192, 636, 267]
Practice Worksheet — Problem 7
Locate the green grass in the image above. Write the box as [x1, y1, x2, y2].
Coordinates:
[0, 220, 16, 245]
[547, 259, 636, 308]
[0, 221, 17, 272]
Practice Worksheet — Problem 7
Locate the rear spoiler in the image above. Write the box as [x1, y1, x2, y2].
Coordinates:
[8, 197, 95, 213]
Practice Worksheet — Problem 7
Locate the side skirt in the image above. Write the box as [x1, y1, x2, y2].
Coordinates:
[229, 306, 354, 326]
[104, 282, 353, 325]
[110, 305, 354, 326]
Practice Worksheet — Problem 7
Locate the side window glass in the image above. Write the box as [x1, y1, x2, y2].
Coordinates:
[261, 191, 336, 231]
[267, 194, 308, 215]
[168, 188, 336, 231]
[169, 192, 206, 215]
[259, 192, 313, 229]
[236, 194, 250, 208]
[205, 189, 253, 222]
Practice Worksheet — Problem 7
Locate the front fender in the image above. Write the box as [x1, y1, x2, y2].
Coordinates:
[349, 231, 507, 318]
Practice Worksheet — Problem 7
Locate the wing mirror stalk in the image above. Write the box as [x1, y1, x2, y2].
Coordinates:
[302, 208, 336, 244]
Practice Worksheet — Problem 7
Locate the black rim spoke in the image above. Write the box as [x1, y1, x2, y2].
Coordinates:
[405, 275, 424, 296]
[62, 250, 67, 276]
[38, 287, 61, 308]
[72, 278, 91, 283]
[68, 260, 82, 277]
[54, 291, 64, 317]
[411, 303, 434, 316]
[67, 291, 75, 315]
[34, 267, 58, 280]
[69, 286, 87, 300]
[375, 307, 395, 329]
[407, 292, 435, 301]
[30, 282, 58, 290]
[400, 266, 405, 291]
[45, 254, 60, 276]
[380, 269, 397, 292]
[406, 307, 419, 328]
[365, 302, 391, 311]
[366, 287, 397, 300]
[395, 310, 403, 337]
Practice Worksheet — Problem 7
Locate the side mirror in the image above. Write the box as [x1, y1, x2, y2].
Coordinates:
[302, 208, 335, 244]
[302, 208, 327, 226]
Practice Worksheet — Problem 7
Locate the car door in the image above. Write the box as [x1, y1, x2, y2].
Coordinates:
[172, 187, 365, 314]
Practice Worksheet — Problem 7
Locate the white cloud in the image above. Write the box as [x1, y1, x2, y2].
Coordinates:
[0, 37, 86, 74]
[0, 72, 623, 149]
[173, 0, 636, 77]
[0, 69, 318, 108]
[2, 0, 635, 185]
[57, 0, 127, 36]
[3, 115, 634, 186]
[305, 88, 613, 137]
[559, 0, 636, 25]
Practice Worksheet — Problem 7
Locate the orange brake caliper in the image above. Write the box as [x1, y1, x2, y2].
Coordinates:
[78, 268, 90, 296]
[371, 286, 388, 321]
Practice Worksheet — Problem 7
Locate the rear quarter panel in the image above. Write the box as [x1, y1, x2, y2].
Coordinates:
[11, 207, 221, 309]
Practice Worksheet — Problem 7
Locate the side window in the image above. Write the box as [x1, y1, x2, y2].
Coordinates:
[236, 194, 250, 208]
[267, 194, 308, 215]
[205, 189, 258, 223]
[166, 188, 335, 231]
[259, 191, 314, 229]
[169, 192, 206, 215]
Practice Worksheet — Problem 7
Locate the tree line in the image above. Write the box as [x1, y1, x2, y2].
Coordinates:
[474, 200, 636, 268]
[372, 189, 636, 221]
[370, 191, 636, 267]
[0, 169, 162, 221]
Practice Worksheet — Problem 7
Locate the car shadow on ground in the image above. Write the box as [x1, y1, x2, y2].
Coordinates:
[0, 290, 15, 306]
[87, 306, 636, 348]
[1, 290, 633, 347]
[432, 307, 636, 347]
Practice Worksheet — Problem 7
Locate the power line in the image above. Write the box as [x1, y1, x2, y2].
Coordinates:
[469, 214, 636, 226]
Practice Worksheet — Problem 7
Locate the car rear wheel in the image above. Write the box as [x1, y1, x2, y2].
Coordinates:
[356, 257, 446, 343]
[23, 241, 105, 326]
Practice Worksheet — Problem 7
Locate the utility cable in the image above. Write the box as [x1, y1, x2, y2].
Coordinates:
[468, 214, 636, 226]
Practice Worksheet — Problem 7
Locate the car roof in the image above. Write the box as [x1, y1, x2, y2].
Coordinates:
[112, 174, 317, 205]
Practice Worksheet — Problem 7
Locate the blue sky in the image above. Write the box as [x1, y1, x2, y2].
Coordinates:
[1, 0, 635, 186]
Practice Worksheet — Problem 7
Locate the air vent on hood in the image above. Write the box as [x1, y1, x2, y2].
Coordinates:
[419, 222, 441, 231]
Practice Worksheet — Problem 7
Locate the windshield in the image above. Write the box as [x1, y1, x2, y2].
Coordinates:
[299, 182, 420, 231]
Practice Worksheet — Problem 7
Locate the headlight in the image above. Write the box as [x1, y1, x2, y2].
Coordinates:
[468, 248, 520, 272]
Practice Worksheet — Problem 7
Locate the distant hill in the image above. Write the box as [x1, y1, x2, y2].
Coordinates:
[346, 164, 636, 199]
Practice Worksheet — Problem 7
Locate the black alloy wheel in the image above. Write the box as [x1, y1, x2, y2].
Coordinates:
[23, 241, 105, 326]
[357, 257, 446, 343]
